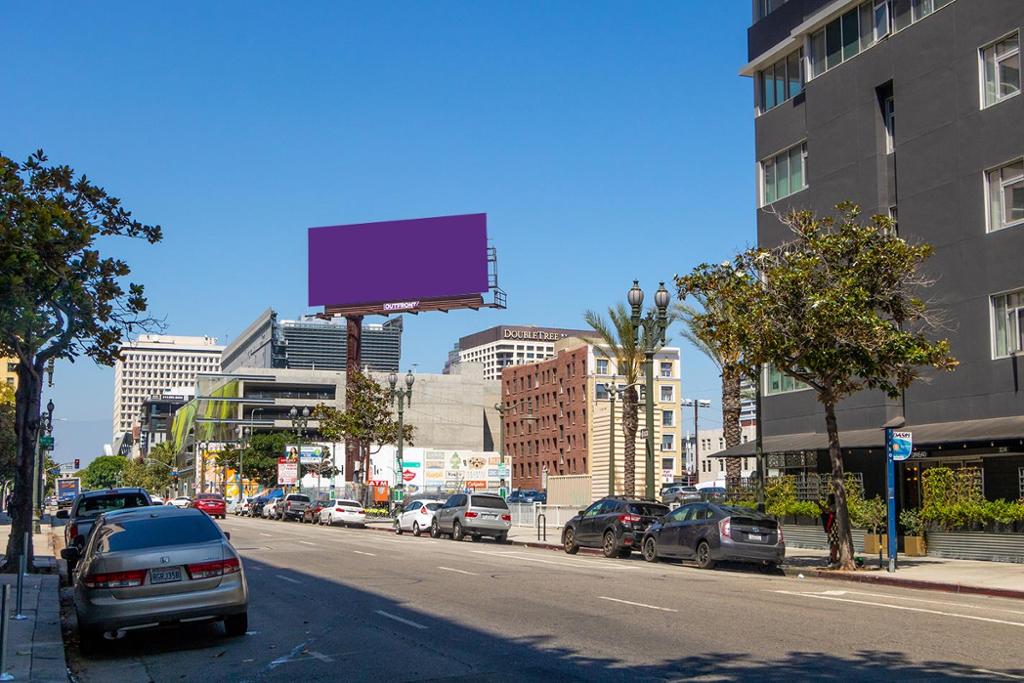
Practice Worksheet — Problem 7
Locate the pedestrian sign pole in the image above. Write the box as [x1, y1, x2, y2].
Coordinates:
[885, 428, 912, 573]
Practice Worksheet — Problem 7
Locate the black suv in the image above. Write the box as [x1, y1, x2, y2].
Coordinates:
[562, 497, 669, 558]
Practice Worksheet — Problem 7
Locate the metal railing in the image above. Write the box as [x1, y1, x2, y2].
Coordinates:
[508, 503, 580, 530]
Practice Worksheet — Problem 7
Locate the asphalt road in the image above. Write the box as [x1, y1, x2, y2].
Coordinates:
[64, 514, 1024, 682]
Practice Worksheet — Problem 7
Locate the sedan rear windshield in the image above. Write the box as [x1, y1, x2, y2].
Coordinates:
[287, 495, 311, 502]
[197, 494, 224, 500]
[628, 503, 670, 517]
[97, 515, 222, 552]
[75, 494, 150, 519]
[471, 496, 509, 510]
[337, 500, 361, 507]
[425, 503, 443, 511]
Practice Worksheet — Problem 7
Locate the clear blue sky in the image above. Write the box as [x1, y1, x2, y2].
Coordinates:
[3, 2, 756, 464]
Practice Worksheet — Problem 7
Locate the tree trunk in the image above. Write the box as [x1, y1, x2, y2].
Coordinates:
[4, 358, 43, 571]
[721, 366, 743, 487]
[621, 386, 638, 498]
[824, 400, 855, 570]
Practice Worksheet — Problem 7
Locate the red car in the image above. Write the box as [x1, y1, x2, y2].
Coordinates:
[192, 493, 227, 519]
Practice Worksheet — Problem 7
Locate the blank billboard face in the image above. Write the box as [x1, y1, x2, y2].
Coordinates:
[308, 213, 489, 307]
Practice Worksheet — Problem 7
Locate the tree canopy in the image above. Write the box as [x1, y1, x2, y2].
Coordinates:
[315, 370, 414, 451]
[79, 456, 126, 490]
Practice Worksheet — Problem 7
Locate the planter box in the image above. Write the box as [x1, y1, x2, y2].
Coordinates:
[864, 534, 887, 555]
[904, 535, 926, 556]
[926, 531, 1024, 563]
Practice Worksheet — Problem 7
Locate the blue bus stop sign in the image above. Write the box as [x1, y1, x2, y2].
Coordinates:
[889, 431, 913, 461]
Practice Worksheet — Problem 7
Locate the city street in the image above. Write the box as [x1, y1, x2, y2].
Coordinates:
[65, 516, 1024, 682]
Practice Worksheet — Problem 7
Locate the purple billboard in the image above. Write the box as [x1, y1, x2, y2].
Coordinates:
[308, 213, 489, 308]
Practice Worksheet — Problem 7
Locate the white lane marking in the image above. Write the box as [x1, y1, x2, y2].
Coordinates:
[437, 566, 478, 576]
[269, 640, 310, 668]
[259, 533, 273, 537]
[353, 550, 376, 556]
[470, 550, 637, 571]
[375, 610, 427, 629]
[833, 590, 1024, 616]
[974, 669, 1024, 680]
[275, 574, 303, 584]
[598, 596, 678, 612]
[772, 590, 1024, 628]
[298, 540, 317, 546]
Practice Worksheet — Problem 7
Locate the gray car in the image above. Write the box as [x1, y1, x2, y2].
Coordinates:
[61, 506, 248, 651]
[58, 488, 153, 570]
[431, 492, 511, 543]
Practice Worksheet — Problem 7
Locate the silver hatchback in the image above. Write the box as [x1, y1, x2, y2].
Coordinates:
[62, 505, 248, 650]
[431, 493, 511, 542]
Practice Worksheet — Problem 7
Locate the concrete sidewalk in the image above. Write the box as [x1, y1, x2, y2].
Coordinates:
[0, 516, 68, 682]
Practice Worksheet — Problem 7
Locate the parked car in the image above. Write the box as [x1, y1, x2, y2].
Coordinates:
[507, 489, 547, 504]
[59, 488, 153, 567]
[227, 497, 247, 515]
[246, 495, 269, 517]
[319, 499, 366, 527]
[302, 499, 330, 523]
[192, 493, 227, 519]
[60, 505, 248, 652]
[394, 499, 444, 536]
[640, 502, 785, 570]
[260, 497, 279, 518]
[168, 496, 192, 509]
[562, 497, 670, 558]
[661, 485, 700, 505]
[699, 487, 728, 502]
[150, 496, 165, 506]
[273, 494, 311, 521]
[432, 493, 511, 543]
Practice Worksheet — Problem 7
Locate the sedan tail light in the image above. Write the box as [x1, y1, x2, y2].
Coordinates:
[501, 514, 512, 522]
[68, 522, 78, 540]
[719, 517, 732, 540]
[83, 570, 147, 589]
[464, 511, 479, 518]
[420, 508, 429, 514]
[187, 558, 241, 580]
[617, 513, 642, 524]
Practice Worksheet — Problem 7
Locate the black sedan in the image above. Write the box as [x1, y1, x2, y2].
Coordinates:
[640, 502, 784, 570]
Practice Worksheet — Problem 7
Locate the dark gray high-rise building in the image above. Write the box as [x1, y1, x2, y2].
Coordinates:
[725, 1, 1024, 508]
[223, 309, 402, 373]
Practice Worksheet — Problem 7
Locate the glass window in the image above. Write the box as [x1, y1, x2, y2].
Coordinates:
[776, 151, 790, 198]
[859, 1, 875, 50]
[97, 513, 222, 552]
[660, 386, 673, 402]
[810, 30, 826, 78]
[758, 48, 803, 113]
[662, 410, 674, 427]
[912, 0, 933, 21]
[764, 159, 777, 204]
[841, 9, 860, 60]
[595, 383, 609, 400]
[661, 434, 675, 451]
[761, 142, 806, 205]
[883, 96, 895, 153]
[992, 290, 1024, 358]
[892, 0, 912, 31]
[825, 19, 842, 69]
[596, 358, 609, 374]
[660, 361, 672, 377]
[764, 364, 809, 395]
[982, 33, 1020, 108]
[986, 159, 1024, 232]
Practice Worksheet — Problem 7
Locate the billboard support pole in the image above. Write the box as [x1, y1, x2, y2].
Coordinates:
[345, 316, 363, 485]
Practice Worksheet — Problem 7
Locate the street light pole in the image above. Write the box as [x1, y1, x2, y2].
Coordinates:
[682, 398, 711, 483]
[755, 366, 766, 513]
[389, 370, 414, 507]
[289, 406, 310, 495]
[494, 402, 510, 498]
[628, 280, 671, 500]
[607, 384, 616, 496]
[33, 400, 54, 533]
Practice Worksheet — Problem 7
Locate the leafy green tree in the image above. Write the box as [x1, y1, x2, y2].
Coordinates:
[122, 442, 174, 496]
[0, 150, 162, 567]
[80, 456, 126, 490]
[314, 370, 413, 482]
[582, 305, 671, 497]
[229, 432, 290, 488]
[677, 204, 956, 569]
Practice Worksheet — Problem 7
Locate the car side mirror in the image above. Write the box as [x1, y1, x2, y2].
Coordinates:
[60, 547, 79, 562]
[55, 509, 69, 519]
[223, 531, 231, 541]
[578, 510, 587, 517]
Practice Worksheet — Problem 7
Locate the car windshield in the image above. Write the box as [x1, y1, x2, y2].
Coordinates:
[97, 514, 222, 552]
[288, 494, 311, 503]
[337, 500, 361, 507]
[75, 493, 149, 519]
[628, 503, 670, 517]
[471, 496, 509, 510]
[197, 494, 223, 500]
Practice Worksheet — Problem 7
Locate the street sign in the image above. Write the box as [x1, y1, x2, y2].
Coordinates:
[39, 436, 54, 449]
[277, 458, 298, 485]
[889, 430, 912, 461]
[402, 469, 416, 482]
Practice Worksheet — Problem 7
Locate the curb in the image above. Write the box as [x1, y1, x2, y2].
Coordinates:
[782, 565, 1024, 601]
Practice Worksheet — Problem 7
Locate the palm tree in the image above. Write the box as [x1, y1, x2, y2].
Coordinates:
[583, 303, 671, 497]
[675, 298, 744, 486]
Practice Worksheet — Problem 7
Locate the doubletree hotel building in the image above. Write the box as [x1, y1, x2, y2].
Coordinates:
[445, 325, 592, 381]
[721, 1, 1024, 527]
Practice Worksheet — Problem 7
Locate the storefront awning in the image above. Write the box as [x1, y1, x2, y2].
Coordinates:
[716, 415, 1024, 458]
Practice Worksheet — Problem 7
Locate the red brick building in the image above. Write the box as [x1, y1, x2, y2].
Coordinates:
[501, 344, 589, 492]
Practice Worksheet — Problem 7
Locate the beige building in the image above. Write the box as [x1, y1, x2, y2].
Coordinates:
[695, 425, 758, 485]
[1, 357, 17, 391]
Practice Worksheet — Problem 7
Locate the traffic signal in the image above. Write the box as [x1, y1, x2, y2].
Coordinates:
[74, 458, 80, 469]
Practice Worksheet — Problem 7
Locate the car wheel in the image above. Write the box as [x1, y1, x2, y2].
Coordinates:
[430, 519, 441, 538]
[602, 531, 619, 559]
[563, 528, 580, 555]
[471, 534, 481, 542]
[696, 541, 715, 570]
[642, 536, 659, 563]
[394, 520, 402, 535]
[224, 612, 248, 637]
[412, 522, 421, 537]
[453, 520, 464, 541]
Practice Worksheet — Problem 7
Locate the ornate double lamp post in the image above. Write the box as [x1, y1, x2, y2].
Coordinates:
[388, 370, 415, 505]
[627, 280, 671, 500]
[289, 406, 310, 494]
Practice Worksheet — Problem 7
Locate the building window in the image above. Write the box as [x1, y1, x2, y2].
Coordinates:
[986, 159, 1024, 232]
[765, 364, 810, 395]
[883, 96, 895, 154]
[596, 359, 609, 375]
[981, 32, 1021, 108]
[1019, 466, 1024, 499]
[662, 410, 674, 427]
[659, 362, 672, 378]
[661, 434, 674, 452]
[887, 205, 899, 235]
[755, 0, 789, 20]
[595, 384, 609, 400]
[761, 142, 807, 205]
[758, 48, 803, 113]
[659, 386, 673, 402]
[809, 1, 890, 79]
[992, 289, 1024, 358]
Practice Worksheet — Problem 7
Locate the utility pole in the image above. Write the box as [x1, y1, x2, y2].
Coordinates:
[607, 384, 616, 496]
[389, 370, 414, 507]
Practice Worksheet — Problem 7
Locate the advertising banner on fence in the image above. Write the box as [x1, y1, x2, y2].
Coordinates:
[285, 444, 331, 466]
[277, 458, 298, 485]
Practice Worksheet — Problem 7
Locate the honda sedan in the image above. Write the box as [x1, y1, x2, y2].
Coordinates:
[61, 506, 248, 652]
[192, 493, 227, 519]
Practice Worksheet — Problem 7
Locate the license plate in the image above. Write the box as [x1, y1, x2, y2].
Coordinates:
[150, 567, 183, 584]
[748, 534, 763, 542]
[482, 513, 496, 518]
